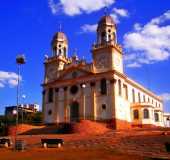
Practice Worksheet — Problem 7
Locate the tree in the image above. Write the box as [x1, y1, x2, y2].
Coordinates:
[0, 115, 7, 136]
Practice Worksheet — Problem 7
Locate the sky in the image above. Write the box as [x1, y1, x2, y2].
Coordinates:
[0, 0, 170, 114]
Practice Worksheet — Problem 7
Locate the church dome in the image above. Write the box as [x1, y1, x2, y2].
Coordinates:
[52, 32, 68, 43]
[98, 15, 115, 26]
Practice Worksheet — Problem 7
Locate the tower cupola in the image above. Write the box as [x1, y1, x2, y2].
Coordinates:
[97, 15, 117, 45]
[51, 32, 68, 57]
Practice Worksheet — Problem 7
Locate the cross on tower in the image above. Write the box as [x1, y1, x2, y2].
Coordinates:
[58, 21, 62, 32]
[104, 6, 109, 16]
[104, 0, 109, 15]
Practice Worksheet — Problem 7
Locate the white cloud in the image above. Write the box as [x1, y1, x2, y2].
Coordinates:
[48, 0, 115, 16]
[0, 83, 4, 88]
[133, 23, 142, 31]
[126, 62, 141, 68]
[80, 24, 97, 33]
[111, 8, 129, 23]
[48, 0, 60, 15]
[0, 71, 21, 88]
[113, 8, 128, 17]
[124, 10, 170, 67]
[22, 94, 26, 99]
[110, 14, 120, 23]
[8, 79, 18, 87]
[160, 93, 170, 102]
[80, 8, 129, 33]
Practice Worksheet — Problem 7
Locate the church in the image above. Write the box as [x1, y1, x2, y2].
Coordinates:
[42, 14, 165, 129]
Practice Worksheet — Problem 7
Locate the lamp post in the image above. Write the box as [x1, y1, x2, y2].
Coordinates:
[81, 84, 86, 120]
[21, 94, 26, 124]
[15, 55, 25, 147]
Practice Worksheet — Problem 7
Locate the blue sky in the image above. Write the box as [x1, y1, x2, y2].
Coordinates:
[0, 0, 170, 114]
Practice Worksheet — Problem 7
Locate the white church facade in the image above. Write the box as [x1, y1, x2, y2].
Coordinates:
[42, 14, 165, 129]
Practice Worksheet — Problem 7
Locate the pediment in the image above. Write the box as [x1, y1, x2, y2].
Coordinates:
[58, 66, 94, 81]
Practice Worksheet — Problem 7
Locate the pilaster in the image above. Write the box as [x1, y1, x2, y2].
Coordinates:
[90, 82, 96, 120]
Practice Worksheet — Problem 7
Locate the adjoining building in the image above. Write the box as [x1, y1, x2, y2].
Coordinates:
[42, 14, 166, 129]
[163, 113, 170, 127]
[5, 104, 39, 118]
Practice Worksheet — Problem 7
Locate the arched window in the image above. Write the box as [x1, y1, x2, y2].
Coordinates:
[102, 104, 106, 110]
[123, 84, 128, 100]
[133, 109, 139, 119]
[100, 79, 107, 95]
[113, 32, 116, 43]
[118, 80, 122, 96]
[53, 46, 57, 55]
[148, 97, 150, 103]
[143, 109, 149, 119]
[48, 110, 52, 115]
[132, 89, 135, 103]
[48, 88, 53, 103]
[64, 47, 67, 57]
[101, 32, 106, 42]
[143, 95, 146, 102]
[58, 49, 62, 55]
[154, 112, 159, 122]
[108, 34, 111, 41]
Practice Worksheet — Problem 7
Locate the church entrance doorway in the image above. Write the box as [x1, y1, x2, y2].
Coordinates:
[70, 101, 79, 122]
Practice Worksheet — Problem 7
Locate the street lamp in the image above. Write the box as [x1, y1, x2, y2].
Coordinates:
[13, 109, 17, 116]
[15, 54, 26, 149]
[81, 84, 86, 120]
[21, 94, 26, 124]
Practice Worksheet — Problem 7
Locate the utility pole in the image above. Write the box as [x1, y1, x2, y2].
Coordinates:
[15, 54, 26, 150]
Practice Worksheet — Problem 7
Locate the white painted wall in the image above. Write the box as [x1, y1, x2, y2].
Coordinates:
[44, 72, 165, 128]
[114, 74, 164, 127]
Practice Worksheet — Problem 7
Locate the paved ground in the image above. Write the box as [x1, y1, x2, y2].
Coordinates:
[0, 129, 170, 160]
[0, 147, 146, 160]
[65, 130, 170, 159]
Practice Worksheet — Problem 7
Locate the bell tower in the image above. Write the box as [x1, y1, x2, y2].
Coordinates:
[92, 14, 123, 74]
[97, 15, 117, 45]
[51, 32, 68, 58]
[51, 31, 68, 71]
[44, 31, 69, 83]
